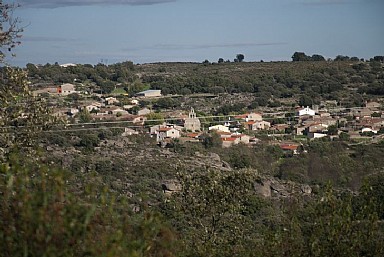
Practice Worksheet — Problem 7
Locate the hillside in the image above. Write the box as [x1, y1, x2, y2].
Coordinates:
[2, 59, 384, 256]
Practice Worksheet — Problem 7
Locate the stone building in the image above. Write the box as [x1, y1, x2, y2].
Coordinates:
[57, 83, 75, 95]
[184, 108, 201, 132]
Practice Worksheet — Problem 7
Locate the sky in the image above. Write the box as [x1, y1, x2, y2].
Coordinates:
[4, 0, 384, 67]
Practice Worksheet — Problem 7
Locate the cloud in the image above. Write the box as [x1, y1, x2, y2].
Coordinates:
[123, 42, 287, 51]
[19, 0, 176, 8]
[23, 36, 78, 42]
[300, 0, 350, 6]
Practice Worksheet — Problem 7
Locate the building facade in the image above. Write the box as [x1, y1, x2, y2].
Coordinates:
[184, 108, 201, 132]
[57, 83, 76, 95]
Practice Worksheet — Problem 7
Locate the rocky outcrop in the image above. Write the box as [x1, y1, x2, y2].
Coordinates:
[254, 179, 271, 197]
[254, 175, 313, 198]
[301, 184, 312, 194]
[162, 180, 181, 195]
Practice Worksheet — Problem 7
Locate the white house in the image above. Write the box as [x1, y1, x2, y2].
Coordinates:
[85, 102, 102, 112]
[246, 120, 271, 130]
[236, 112, 263, 122]
[307, 132, 327, 139]
[122, 128, 139, 136]
[60, 63, 77, 68]
[104, 97, 119, 105]
[221, 134, 251, 148]
[58, 83, 76, 95]
[156, 127, 181, 142]
[296, 106, 316, 116]
[109, 107, 128, 116]
[209, 125, 230, 133]
[247, 112, 263, 121]
[361, 127, 378, 134]
[135, 90, 162, 98]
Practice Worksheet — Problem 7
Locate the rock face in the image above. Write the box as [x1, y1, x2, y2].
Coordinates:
[162, 180, 181, 194]
[254, 179, 271, 197]
[301, 185, 312, 194]
[254, 176, 312, 198]
[191, 152, 232, 172]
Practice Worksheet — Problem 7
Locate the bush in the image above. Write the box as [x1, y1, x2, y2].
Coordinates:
[0, 156, 178, 257]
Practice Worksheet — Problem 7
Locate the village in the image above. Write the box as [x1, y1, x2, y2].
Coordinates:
[35, 82, 384, 154]
[2, 0, 384, 254]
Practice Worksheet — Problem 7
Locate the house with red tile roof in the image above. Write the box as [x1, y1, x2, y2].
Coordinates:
[245, 120, 271, 130]
[235, 112, 263, 122]
[280, 144, 300, 155]
[156, 127, 181, 142]
[220, 133, 250, 148]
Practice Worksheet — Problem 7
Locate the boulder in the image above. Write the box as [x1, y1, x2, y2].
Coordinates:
[161, 180, 181, 193]
[254, 179, 271, 197]
[301, 185, 312, 194]
[209, 152, 221, 162]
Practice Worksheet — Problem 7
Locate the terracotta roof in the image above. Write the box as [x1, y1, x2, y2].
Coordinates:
[187, 133, 200, 138]
[280, 144, 299, 151]
[245, 121, 255, 125]
[273, 124, 289, 128]
[158, 127, 172, 132]
[222, 137, 237, 141]
[216, 131, 232, 135]
[235, 114, 249, 119]
[309, 122, 323, 127]
[231, 134, 247, 138]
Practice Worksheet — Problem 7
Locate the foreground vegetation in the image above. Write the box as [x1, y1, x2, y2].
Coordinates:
[2, 146, 384, 256]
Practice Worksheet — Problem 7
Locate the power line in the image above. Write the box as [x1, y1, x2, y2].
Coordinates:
[0, 105, 370, 134]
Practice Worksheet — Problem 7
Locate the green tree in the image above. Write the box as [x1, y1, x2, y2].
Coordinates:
[359, 173, 384, 219]
[373, 56, 384, 62]
[311, 54, 326, 61]
[154, 97, 180, 109]
[201, 131, 222, 148]
[228, 144, 253, 169]
[0, 4, 56, 155]
[77, 108, 91, 123]
[334, 55, 350, 61]
[168, 168, 257, 256]
[145, 112, 164, 126]
[262, 186, 384, 257]
[0, 67, 55, 153]
[327, 124, 338, 135]
[292, 51, 310, 61]
[0, 155, 178, 257]
[298, 95, 313, 106]
[0, 1, 23, 62]
[236, 53, 245, 62]
[339, 132, 350, 141]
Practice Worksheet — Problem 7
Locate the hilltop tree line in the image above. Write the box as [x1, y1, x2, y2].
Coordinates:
[292, 52, 384, 63]
[23, 55, 384, 109]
